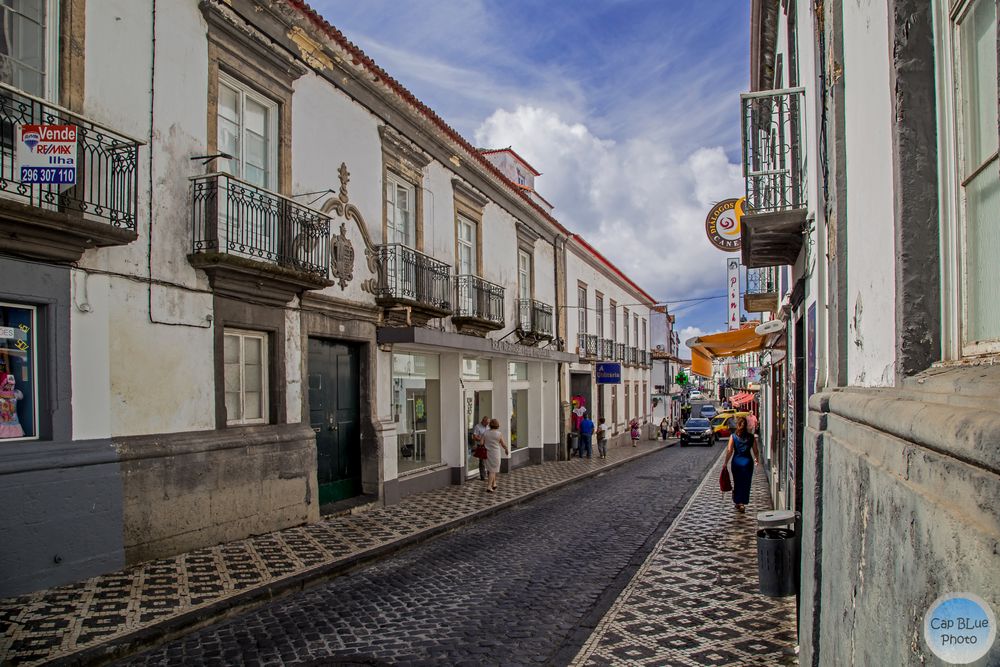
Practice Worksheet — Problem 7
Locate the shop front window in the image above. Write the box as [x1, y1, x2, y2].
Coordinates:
[508, 361, 527, 381]
[0, 302, 37, 440]
[462, 357, 491, 380]
[510, 388, 528, 449]
[393, 353, 441, 473]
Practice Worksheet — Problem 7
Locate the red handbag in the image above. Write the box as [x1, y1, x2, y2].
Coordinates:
[719, 467, 733, 493]
[473, 445, 488, 460]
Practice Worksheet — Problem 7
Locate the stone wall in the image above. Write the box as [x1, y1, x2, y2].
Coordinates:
[118, 423, 318, 564]
[802, 367, 1000, 666]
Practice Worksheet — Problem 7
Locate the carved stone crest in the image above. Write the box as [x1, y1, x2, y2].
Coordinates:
[330, 222, 355, 289]
[320, 162, 379, 293]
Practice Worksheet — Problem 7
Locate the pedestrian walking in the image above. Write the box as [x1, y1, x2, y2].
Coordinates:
[723, 416, 760, 513]
[596, 417, 609, 459]
[579, 413, 595, 459]
[659, 417, 669, 440]
[629, 419, 640, 447]
[472, 416, 489, 481]
[483, 418, 508, 493]
[673, 418, 681, 438]
[746, 411, 758, 434]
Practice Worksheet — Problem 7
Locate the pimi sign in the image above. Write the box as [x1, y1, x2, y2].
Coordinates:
[16, 124, 77, 185]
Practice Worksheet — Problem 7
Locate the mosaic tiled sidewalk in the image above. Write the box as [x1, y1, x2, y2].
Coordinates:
[0, 440, 667, 666]
[573, 457, 798, 666]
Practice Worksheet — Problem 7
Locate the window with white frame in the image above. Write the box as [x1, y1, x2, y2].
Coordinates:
[642, 318, 647, 350]
[224, 329, 268, 425]
[577, 284, 587, 334]
[623, 308, 630, 345]
[595, 293, 604, 339]
[518, 249, 532, 301]
[610, 301, 617, 341]
[217, 73, 278, 190]
[0, 0, 58, 100]
[950, 0, 1000, 352]
[456, 216, 477, 275]
[633, 313, 639, 347]
[386, 173, 416, 246]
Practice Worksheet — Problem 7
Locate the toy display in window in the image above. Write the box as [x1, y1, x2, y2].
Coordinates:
[0, 372, 24, 438]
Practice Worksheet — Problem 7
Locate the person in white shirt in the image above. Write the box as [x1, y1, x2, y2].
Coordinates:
[472, 416, 489, 481]
[596, 417, 609, 459]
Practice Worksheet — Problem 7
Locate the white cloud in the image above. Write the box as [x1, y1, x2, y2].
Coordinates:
[474, 106, 744, 301]
[678, 326, 706, 344]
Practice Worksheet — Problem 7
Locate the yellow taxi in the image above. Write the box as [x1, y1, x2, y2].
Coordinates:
[711, 412, 750, 438]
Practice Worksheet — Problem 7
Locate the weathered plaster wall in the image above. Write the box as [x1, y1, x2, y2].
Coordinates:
[842, 0, 897, 386]
[803, 375, 1000, 666]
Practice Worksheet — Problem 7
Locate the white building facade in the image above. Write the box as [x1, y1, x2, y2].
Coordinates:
[0, 0, 656, 596]
[741, 1, 999, 665]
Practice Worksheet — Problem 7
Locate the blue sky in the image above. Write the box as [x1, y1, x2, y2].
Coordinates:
[311, 0, 752, 352]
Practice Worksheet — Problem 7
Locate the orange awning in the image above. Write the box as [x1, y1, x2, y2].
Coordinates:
[686, 327, 768, 378]
[732, 392, 754, 407]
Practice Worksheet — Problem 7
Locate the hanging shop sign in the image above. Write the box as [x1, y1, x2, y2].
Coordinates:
[16, 125, 77, 185]
[705, 197, 745, 252]
[595, 362, 622, 384]
[727, 257, 740, 330]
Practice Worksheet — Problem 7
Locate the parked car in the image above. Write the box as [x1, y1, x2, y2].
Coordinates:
[711, 412, 750, 438]
[690, 390, 703, 400]
[700, 404, 718, 419]
[680, 418, 715, 446]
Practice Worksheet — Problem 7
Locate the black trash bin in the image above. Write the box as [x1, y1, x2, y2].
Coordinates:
[756, 510, 800, 597]
[567, 432, 579, 459]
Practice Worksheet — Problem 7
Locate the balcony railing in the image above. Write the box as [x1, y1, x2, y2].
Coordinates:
[627, 346, 638, 366]
[376, 244, 452, 312]
[191, 173, 331, 276]
[0, 82, 141, 229]
[516, 298, 554, 338]
[454, 274, 504, 325]
[615, 343, 627, 363]
[746, 266, 777, 295]
[741, 87, 806, 214]
[600, 338, 615, 360]
[577, 333, 598, 358]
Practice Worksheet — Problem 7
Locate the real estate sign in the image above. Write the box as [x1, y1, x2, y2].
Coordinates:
[16, 124, 77, 185]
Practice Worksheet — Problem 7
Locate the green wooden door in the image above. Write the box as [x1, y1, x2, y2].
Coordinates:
[308, 339, 361, 505]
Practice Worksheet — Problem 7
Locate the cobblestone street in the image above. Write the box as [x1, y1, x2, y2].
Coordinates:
[120, 444, 720, 666]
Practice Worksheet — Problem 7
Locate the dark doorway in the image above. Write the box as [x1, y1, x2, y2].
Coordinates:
[794, 314, 805, 514]
[308, 338, 361, 505]
[570, 372, 592, 425]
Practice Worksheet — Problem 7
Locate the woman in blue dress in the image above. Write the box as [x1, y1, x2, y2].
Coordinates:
[724, 416, 760, 513]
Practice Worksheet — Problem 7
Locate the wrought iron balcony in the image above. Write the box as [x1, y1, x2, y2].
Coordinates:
[740, 87, 808, 268]
[452, 274, 505, 336]
[375, 244, 452, 326]
[600, 338, 615, 360]
[627, 346, 638, 366]
[744, 266, 779, 313]
[0, 82, 142, 262]
[615, 343, 627, 363]
[576, 333, 598, 358]
[516, 298, 554, 344]
[190, 173, 333, 303]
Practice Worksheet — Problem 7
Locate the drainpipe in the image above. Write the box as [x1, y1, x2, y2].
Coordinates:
[554, 232, 568, 461]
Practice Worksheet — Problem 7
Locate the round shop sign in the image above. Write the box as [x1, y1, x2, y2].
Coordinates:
[924, 592, 996, 664]
[705, 197, 745, 252]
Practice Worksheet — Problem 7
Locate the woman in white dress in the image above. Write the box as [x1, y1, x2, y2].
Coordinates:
[483, 418, 509, 493]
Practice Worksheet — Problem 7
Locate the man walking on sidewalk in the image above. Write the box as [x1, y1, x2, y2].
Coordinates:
[579, 413, 595, 459]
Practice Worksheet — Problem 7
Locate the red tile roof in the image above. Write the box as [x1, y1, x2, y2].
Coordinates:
[571, 234, 657, 305]
[284, 1, 657, 307]
[478, 147, 543, 176]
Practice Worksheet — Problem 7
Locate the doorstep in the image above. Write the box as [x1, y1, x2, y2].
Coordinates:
[0, 440, 668, 666]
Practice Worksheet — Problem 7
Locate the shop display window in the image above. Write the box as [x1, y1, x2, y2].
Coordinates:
[510, 388, 528, 449]
[462, 357, 491, 380]
[508, 362, 528, 381]
[393, 353, 441, 473]
[0, 303, 38, 440]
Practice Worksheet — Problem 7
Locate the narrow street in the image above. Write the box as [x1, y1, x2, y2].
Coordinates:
[120, 444, 720, 666]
